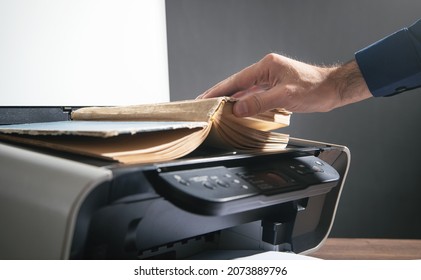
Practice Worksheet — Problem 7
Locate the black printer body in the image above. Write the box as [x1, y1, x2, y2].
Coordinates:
[0, 123, 350, 259]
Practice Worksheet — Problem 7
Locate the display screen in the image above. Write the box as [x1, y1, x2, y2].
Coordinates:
[264, 171, 289, 186]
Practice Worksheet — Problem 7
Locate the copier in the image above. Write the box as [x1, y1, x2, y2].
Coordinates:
[0, 0, 350, 260]
[0, 127, 350, 259]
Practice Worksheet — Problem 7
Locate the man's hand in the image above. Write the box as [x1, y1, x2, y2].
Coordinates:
[198, 53, 372, 116]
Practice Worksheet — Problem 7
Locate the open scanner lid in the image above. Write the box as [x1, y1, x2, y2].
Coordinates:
[0, 0, 169, 124]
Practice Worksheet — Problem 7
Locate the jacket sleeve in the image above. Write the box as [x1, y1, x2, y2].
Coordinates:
[355, 19, 421, 97]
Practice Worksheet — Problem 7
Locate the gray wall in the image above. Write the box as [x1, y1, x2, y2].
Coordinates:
[166, 0, 421, 238]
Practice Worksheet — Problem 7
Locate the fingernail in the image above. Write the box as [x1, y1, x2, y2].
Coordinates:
[234, 102, 248, 117]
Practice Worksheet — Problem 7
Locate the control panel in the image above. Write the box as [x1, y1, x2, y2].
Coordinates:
[156, 155, 340, 215]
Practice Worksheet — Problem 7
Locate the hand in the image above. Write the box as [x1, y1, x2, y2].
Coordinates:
[198, 53, 372, 116]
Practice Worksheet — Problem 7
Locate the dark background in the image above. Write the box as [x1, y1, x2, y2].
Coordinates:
[165, 0, 421, 238]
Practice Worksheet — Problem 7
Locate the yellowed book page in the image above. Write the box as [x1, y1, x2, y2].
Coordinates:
[212, 119, 288, 150]
[205, 102, 289, 151]
[218, 102, 291, 131]
[0, 126, 210, 164]
[114, 128, 210, 163]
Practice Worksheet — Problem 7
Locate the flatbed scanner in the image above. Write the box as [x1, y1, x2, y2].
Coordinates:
[0, 134, 350, 259]
[0, 0, 350, 260]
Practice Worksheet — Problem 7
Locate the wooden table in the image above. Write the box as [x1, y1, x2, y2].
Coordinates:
[309, 238, 421, 260]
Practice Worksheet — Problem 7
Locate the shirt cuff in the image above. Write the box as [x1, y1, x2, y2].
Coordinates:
[355, 20, 421, 97]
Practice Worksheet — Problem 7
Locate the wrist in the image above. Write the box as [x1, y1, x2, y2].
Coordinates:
[328, 60, 372, 109]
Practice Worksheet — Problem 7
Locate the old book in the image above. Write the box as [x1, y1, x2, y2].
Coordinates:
[0, 97, 291, 164]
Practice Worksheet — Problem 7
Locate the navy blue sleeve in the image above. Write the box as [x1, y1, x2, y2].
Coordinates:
[355, 19, 421, 97]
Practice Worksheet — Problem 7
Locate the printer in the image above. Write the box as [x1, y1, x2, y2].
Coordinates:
[0, 0, 350, 259]
[0, 135, 349, 259]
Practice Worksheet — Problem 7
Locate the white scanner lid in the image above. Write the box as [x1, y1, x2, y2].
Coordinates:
[0, 0, 169, 106]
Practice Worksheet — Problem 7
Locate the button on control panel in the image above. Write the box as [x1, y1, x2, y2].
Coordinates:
[157, 155, 340, 208]
[159, 166, 259, 203]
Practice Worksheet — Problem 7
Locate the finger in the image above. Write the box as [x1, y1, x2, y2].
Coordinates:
[231, 85, 269, 99]
[232, 86, 288, 117]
